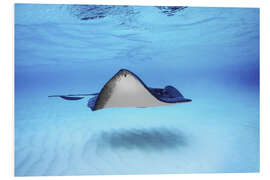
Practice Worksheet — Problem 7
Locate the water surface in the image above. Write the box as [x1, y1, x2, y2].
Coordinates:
[15, 4, 259, 176]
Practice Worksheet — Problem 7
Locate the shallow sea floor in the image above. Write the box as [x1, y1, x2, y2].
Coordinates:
[14, 5, 259, 176]
[15, 84, 259, 176]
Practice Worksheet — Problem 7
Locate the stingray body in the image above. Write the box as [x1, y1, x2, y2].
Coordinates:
[49, 69, 191, 111]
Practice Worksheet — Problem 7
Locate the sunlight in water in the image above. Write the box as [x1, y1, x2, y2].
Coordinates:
[15, 4, 259, 176]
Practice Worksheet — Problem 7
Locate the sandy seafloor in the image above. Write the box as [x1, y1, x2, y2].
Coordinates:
[14, 4, 259, 176]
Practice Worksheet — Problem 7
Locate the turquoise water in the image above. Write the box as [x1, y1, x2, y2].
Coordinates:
[15, 4, 259, 176]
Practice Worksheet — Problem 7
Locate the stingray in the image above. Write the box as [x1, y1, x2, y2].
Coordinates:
[49, 69, 192, 111]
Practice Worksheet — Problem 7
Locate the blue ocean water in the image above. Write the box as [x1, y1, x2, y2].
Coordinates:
[14, 4, 259, 176]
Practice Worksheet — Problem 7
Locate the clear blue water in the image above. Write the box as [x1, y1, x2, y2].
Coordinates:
[14, 4, 259, 176]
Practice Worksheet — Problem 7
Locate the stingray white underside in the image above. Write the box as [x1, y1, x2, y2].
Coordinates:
[103, 73, 177, 108]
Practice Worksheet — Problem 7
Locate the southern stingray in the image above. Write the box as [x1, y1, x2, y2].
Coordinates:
[49, 69, 192, 111]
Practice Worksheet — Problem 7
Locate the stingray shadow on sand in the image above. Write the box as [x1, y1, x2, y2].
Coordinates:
[96, 127, 188, 152]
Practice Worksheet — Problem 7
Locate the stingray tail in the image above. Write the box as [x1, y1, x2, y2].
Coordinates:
[48, 93, 99, 101]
